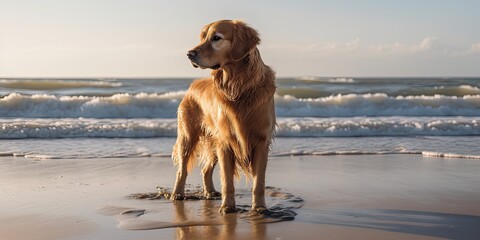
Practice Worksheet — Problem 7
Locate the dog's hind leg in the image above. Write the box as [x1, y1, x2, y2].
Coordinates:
[171, 100, 201, 200]
[202, 148, 220, 199]
[171, 136, 197, 200]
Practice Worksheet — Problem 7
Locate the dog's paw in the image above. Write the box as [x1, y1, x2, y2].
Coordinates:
[204, 191, 221, 200]
[251, 207, 270, 215]
[170, 193, 185, 201]
[219, 206, 237, 214]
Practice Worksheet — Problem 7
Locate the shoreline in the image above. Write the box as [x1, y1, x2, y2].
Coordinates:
[1, 154, 480, 239]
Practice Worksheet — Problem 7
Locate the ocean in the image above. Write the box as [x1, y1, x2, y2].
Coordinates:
[1, 77, 480, 160]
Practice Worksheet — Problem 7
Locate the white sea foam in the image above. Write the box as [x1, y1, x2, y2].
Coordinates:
[2, 92, 480, 118]
[327, 77, 356, 83]
[0, 92, 184, 118]
[422, 151, 480, 160]
[24, 154, 57, 160]
[274, 150, 480, 160]
[297, 77, 356, 83]
[0, 118, 177, 139]
[275, 93, 480, 117]
[276, 117, 480, 137]
[14, 150, 480, 160]
[1, 117, 479, 139]
[271, 150, 421, 157]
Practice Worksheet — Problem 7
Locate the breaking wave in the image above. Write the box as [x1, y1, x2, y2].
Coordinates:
[2, 92, 480, 118]
[1, 117, 479, 139]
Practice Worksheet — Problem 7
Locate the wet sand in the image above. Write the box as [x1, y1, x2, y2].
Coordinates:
[1, 154, 480, 240]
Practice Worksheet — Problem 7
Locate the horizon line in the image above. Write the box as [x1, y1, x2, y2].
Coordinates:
[1, 75, 480, 79]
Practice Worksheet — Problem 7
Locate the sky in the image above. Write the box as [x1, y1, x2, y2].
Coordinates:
[1, 0, 479, 78]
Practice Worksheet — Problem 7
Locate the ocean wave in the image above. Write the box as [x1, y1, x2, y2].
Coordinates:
[0, 92, 184, 118]
[271, 150, 421, 157]
[276, 93, 480, 117]
[272, 150, 480, 160]
[393, 85, 480, 97]
[2, 92, 480, 118]
[422, 151, 480, 159]
[5, 147, 479, 161]
[275, 117, 480, 137]
[0, 79, 122, 90]
[296, 77, 356, 83]
[1, 117, 479, 139]
[0, 118, 177, 139]
[277, 78, 480, 98]
[1, 135, 479, 160]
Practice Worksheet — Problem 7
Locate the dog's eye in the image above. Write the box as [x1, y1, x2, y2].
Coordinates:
[212, 35, 222, 41]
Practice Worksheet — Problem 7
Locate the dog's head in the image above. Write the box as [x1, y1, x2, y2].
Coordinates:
[187, 20, 260, 70]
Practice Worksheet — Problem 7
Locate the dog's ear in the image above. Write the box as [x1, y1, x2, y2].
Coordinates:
[200, 23, 213, 41]
[230, 21, 260, 61]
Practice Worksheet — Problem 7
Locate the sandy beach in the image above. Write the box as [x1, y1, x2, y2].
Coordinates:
[1, 153, 479, 240]
[2, 0, 480, 239]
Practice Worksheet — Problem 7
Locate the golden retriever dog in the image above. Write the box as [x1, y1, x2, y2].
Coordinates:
[171, 20, 276, 214]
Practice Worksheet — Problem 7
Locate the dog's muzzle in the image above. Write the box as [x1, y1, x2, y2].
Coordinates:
[187, 50, 200, 68]
[187, 50, 197, 60]
[187, 50, 220, 70]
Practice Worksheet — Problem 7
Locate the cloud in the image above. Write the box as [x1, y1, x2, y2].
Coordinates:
[264, 37, 480, 59]
[416, 37, 436, 50]
[264, 38, 361, 56]
[443, 42, 480, 56]
[309, 38, 361, 53]
[369, 37, 437, 55]
[265, 37, 441, 56]
[469, 42, 480, 53]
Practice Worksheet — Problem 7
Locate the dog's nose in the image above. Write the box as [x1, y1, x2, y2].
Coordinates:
[187, 50, 197, 59]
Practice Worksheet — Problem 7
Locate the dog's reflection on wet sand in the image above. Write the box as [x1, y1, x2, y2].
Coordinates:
[172, 200, 265, 240]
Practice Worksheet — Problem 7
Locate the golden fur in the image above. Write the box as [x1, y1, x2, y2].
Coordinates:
[171, 20, 276, 214]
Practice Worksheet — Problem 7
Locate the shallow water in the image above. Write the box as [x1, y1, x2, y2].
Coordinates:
[98, 186, 303, 231]
[1, 136, 479, 161]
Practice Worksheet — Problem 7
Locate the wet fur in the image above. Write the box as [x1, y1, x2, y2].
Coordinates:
[171, 20, 276, 214]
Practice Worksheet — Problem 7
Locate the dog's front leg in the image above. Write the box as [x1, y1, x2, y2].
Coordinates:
[217, 147, 236, 214]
